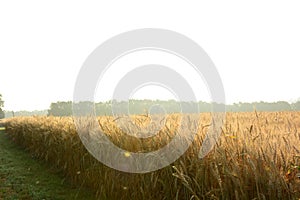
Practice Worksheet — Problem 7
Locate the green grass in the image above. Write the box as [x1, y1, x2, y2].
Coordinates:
[0, 128, 96, 200]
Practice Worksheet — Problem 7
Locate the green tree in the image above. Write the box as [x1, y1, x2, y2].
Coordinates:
[48, 101, 72, 116]
[0, 94, 4, 119]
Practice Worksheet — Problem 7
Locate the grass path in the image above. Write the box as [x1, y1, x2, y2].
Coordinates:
[0, 127, 96, 200]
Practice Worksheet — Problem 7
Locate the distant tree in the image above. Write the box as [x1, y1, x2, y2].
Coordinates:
[0, 94, 4, 119]
[5, 110, 47, 117]
[291, 101, 300, 111]
[48, 101, 72, 116]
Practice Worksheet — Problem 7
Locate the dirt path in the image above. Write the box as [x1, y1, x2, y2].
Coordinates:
[0, 127, 96, 200]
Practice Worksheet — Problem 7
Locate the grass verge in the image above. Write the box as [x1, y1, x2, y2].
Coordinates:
[0, 127, 96, 200]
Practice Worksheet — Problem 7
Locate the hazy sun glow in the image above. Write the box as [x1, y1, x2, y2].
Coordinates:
[1, 1, 300, 111]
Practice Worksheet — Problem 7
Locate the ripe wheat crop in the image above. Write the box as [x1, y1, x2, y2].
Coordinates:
[4, 112, 300, 199]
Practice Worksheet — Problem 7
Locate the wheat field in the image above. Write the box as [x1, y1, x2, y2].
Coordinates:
[3, 111, 300, 199]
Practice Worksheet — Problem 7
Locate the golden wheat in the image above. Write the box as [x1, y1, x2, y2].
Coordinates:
[3, 112, 300, 199]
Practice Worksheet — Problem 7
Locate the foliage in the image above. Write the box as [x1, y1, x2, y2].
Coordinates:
[0, 94, 4, 108]
[4, 110, 48, 118]
[47, 100, 300, 117]
[48, 101, 73, 116]
[0, 132, 96, 199]
[0, 94, 4, 119]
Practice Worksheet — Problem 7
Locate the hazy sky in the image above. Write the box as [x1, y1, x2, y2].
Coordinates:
[1, 1, 300, 111]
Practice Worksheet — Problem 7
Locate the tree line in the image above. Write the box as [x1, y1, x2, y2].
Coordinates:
[1, 92, 300, 118]
[0, 94, 48, 118]
[47, 100, 300, 116]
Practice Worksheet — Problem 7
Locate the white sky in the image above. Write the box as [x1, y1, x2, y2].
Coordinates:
[0, 1, 300, 111]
